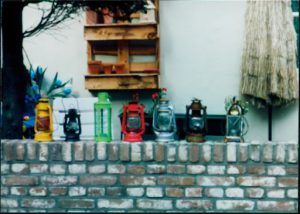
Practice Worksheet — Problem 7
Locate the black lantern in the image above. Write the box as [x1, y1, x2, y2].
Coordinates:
[186, 98, 207, 142]
[63, 108, 81, 141]
[224, 97, 249, 142]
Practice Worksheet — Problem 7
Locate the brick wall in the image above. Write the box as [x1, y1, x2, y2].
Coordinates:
[1, 140, 298, 212]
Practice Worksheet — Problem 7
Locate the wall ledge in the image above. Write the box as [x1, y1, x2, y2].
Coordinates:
[1, 140, 298, 212]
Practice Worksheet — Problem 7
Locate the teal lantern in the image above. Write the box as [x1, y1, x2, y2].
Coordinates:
[94, 92, 112, 142]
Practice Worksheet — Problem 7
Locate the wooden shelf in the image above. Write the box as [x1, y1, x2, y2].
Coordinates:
[84, 23, 158, 41]
[84, 0, 160, 90]
[85, 73, 159, 90]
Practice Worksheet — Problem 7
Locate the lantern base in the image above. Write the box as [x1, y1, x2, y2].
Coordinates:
[224, 136, 244, 143]
[154, 132, 176, 142]
[96, 135, 112, 142]
[65, 134, 80, 142]
[186, 133, 205, 143]
[34, 132, 52, 142]
[124, 133, 143, 142]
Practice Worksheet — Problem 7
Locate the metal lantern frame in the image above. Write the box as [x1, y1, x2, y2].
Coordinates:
[225, 99, 249, 143]
[121, 101, 145, 142]
[63, 108, 81, 141]
[34, 97, 53, 142]
[186, 98, 207, 143]
[94, 92, 112, 142]
[152, 98, 177, 142]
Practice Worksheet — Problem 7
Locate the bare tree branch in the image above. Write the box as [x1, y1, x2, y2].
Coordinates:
[23, 0, 148, 38]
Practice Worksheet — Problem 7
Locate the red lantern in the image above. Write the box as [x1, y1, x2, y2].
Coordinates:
[121, 96, 145, 142]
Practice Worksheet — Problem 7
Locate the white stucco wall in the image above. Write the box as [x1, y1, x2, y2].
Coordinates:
[22, 0, 298, 142]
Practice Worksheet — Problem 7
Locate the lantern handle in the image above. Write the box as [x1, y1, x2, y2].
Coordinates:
[185, 105, 191, 133]
[48, 103, 54, 132]
[34, 103, 38, 133]
[241, 115, 249, 136]
[78, 113, 82, 135]
[61, 96, 81, 114]
[121, 105, 128, 136]
[203, 106, 208, 133]
[152, 104, 159, 131]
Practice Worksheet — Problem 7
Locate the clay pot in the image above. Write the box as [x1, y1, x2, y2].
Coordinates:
[114, 63, 125, 74]
[86, 9, 98, 24]
[88, 61, 102, 74]
[103, 64, 113, 74]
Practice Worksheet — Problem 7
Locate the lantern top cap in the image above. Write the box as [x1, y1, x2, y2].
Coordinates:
[98, 92, 110, 102]
[160, 97, 169, 102]
[39, 97, 49, 102]
[192, 98, 201, 103]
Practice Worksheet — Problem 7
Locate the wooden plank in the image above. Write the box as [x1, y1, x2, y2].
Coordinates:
[93, 44, 156, 55]
[129, 46, 156, 55]
[129, 62, 158, 72]
[93, 50, 117, 55]
[87, 41, 93, 61]
[85, 75, 159, 90]
[156, 32, 160, 74]
[84, 24, 157, 40]
[118, 41, 129, 72]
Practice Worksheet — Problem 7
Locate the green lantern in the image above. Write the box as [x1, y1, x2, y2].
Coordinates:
[94, 92, 112, 142]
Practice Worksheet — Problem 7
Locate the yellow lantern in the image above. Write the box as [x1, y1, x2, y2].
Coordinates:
[34, 98, 53, 141]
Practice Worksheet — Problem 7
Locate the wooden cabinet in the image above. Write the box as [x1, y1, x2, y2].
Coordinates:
[84, 0, 160, 90]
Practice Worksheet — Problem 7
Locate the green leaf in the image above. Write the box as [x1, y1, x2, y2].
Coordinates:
[48, 92, 66, 99]
[57, 78, 72, 89]
[46, 72, 58, 95]
[36, 67, 47, 94]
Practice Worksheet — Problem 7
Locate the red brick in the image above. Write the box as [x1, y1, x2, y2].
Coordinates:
[147, 164, 166, 174]
[213, 144, 224, 162]
[98, 199, 133, 209]
[155, 143, 165, 161]
[127, 165, 145, 174]
[257, 201, 295, 211]
[216, 200, 254, 210]
[3, 176, 38, 186]
[80, 176, 117, 185]
[286, 166, 298, 175]
[167, 165, 185, 174]
[88, 187, 105, 196]
[21, 199, 55, 208]
[120, 176, 156, 186]
[137, 199, 172, 209]
[158, 176, 194, 186]
[85, 142, 95, 161]
[41, 176, 77, 186]
[176, 200, 212, 209]
[49, 187, 67, 196]
[16, 143, 25, 160]
[1, 199, 18, 208]
[108, 143, 119, 161]
[247, 166, 265, 175]
[237, 177, 276, 187]
[189, 144, 199, 162]
[185, 188, 202, 197]
[165, 188, 184, 197]
[120, 143, 130, 161]
[59, 199, 95, 208]
[278, 178, 298, 187]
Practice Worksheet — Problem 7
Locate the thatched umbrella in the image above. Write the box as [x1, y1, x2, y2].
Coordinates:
[240, 0, 298, 108]
[240, 0, 298, 140]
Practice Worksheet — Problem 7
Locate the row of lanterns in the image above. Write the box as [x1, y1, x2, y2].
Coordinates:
[33, 93, 248, 143]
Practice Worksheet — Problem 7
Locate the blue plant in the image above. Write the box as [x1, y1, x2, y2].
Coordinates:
[26, 65, 73, 103]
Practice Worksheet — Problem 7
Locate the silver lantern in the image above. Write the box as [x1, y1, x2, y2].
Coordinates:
[152, 98, 177, 142]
